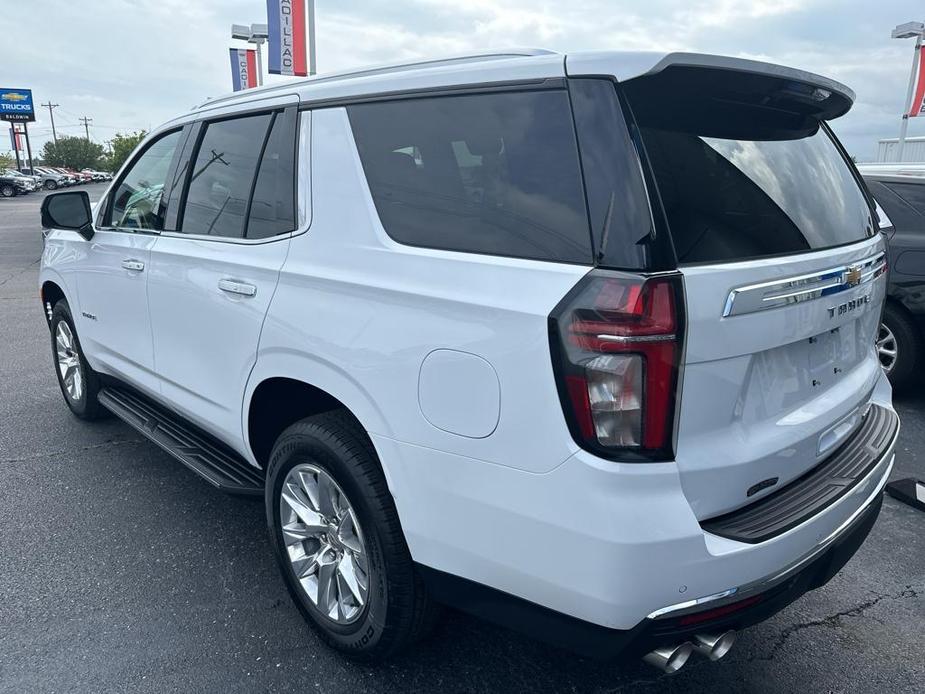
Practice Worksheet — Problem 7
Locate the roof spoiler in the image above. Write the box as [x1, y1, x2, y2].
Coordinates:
[568, 51, 855, 122]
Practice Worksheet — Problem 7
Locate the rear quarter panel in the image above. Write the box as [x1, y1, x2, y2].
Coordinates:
[255, 106, 588, 474]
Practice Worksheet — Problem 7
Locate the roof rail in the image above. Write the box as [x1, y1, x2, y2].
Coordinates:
[196, 48, 557, 110]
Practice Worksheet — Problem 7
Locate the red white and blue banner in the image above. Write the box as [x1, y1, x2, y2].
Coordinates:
[267, 0, 308, 76]
[909, 46, 925, 117]
[229, 48, 258, 91]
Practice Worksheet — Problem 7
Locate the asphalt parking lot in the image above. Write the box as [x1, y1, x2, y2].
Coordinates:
[0, 184, 923, 693]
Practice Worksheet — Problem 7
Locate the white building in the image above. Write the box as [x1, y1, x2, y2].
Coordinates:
[877, 135, 925, 162]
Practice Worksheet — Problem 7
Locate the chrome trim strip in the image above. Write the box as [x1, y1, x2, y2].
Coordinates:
[596, 334, 676, 344]
[646, 420, 897, 621]
[722, 252, 886, 318]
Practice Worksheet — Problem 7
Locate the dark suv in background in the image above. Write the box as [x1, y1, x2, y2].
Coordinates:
[859, 165, 925, 387]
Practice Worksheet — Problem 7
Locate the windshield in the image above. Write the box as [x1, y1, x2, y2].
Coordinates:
[638, 125, 874, 264]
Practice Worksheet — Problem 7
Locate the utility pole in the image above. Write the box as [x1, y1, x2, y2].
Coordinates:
[892, 22, 925, 162]
[41, 102, 59, 143]
[79, 116, 93, 141]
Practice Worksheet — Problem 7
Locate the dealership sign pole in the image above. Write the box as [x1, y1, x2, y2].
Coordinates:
[9, 125, 22, 170]
[22, 123, 34, 174]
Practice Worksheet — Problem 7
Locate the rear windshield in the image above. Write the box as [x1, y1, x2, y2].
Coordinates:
[629, 101, 874, 264]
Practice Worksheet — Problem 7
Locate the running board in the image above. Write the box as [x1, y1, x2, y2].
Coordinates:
[99, 386, 264, 496]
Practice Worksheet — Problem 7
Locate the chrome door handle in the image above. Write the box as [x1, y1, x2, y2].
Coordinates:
[121, 259, 145, 272]
[218, 279, 257, 297]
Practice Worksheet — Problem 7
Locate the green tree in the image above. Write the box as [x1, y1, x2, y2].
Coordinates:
[107, 131, 147, 173]
[0, 151, 14, 170]
[41, 136, 104, 171]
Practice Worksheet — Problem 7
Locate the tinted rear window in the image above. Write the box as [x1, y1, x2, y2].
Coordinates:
[625, 88, 874, 264]
[347, 90, 593, 264]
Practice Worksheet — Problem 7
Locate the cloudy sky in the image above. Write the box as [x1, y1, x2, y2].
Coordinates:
[4, 0, 923, 161]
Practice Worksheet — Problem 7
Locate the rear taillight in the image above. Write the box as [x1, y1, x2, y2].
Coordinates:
[549, 271, 684, 460]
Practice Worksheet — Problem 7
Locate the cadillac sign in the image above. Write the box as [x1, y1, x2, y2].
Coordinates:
[0, 88, 35, 122]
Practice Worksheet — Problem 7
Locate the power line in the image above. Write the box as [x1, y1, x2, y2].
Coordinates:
[40, 102, 60, 143]
[78, 116, 93, 141]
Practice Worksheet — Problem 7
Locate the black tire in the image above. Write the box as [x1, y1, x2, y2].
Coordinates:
[44, 180, 58, 190]
[1, 184, 15, 198]
[49, 301, 106, 420]
[880, 302, 922, 390]
[266, 410, 439, 660]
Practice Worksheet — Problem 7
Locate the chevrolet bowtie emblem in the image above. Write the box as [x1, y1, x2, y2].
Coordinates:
[844, 266, 862, 287]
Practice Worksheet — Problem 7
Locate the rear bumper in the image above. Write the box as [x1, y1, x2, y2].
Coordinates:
[700, 404, 898, 543]
[418, 487, 884, 659]
[377, 379, 897, 650]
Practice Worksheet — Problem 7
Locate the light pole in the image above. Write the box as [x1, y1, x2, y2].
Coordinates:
[892, 21, 925, 162]
[308, 0, 317, 75]
[232, 23, 268, 87]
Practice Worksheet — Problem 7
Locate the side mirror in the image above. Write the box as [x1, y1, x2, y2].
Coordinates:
[41, 191, 94, 241]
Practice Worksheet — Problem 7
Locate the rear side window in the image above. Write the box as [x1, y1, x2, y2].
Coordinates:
[569, 79, 653, 269]
[246, 109, 298, 239]
[348, 90, 593, 264]
[181, 113, 272, 238]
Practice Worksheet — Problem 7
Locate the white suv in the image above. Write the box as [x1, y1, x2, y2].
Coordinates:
[38, 50, 898, 671]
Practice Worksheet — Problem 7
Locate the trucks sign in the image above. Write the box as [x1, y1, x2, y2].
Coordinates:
[0, 88, 35, 122]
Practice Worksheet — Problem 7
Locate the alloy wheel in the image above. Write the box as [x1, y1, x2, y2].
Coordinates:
[55, 321, 84, 401]
[877, 323, 898, 374]
[279, 463, 370, 624]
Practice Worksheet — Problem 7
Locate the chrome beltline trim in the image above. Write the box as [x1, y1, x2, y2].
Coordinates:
[647, 423, 897, 621]
[722, 251, 886, 318]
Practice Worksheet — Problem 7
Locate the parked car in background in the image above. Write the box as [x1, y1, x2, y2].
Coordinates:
[859, 164, 925, 387]
[29, 167, 69, 190]
[44, 168, 78, 185]
[0, 173, 26, 197]
[70, 168, 92, 183]
[81, 169, 112, 181]
[0, 171, 19, 198]
[50, 167, 89, 184]
[2, 169, 37, 193]
[39, 50, 897, 671]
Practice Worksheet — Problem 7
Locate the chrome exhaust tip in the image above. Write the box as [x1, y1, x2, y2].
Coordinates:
[642, 642, 694, 674]
[692, 631, 736, 661]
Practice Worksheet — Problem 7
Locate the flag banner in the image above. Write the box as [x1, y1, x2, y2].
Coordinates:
[229, 48, 258, 91]
[909, 46, 925, 117]
[267, 0, 308, 76]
